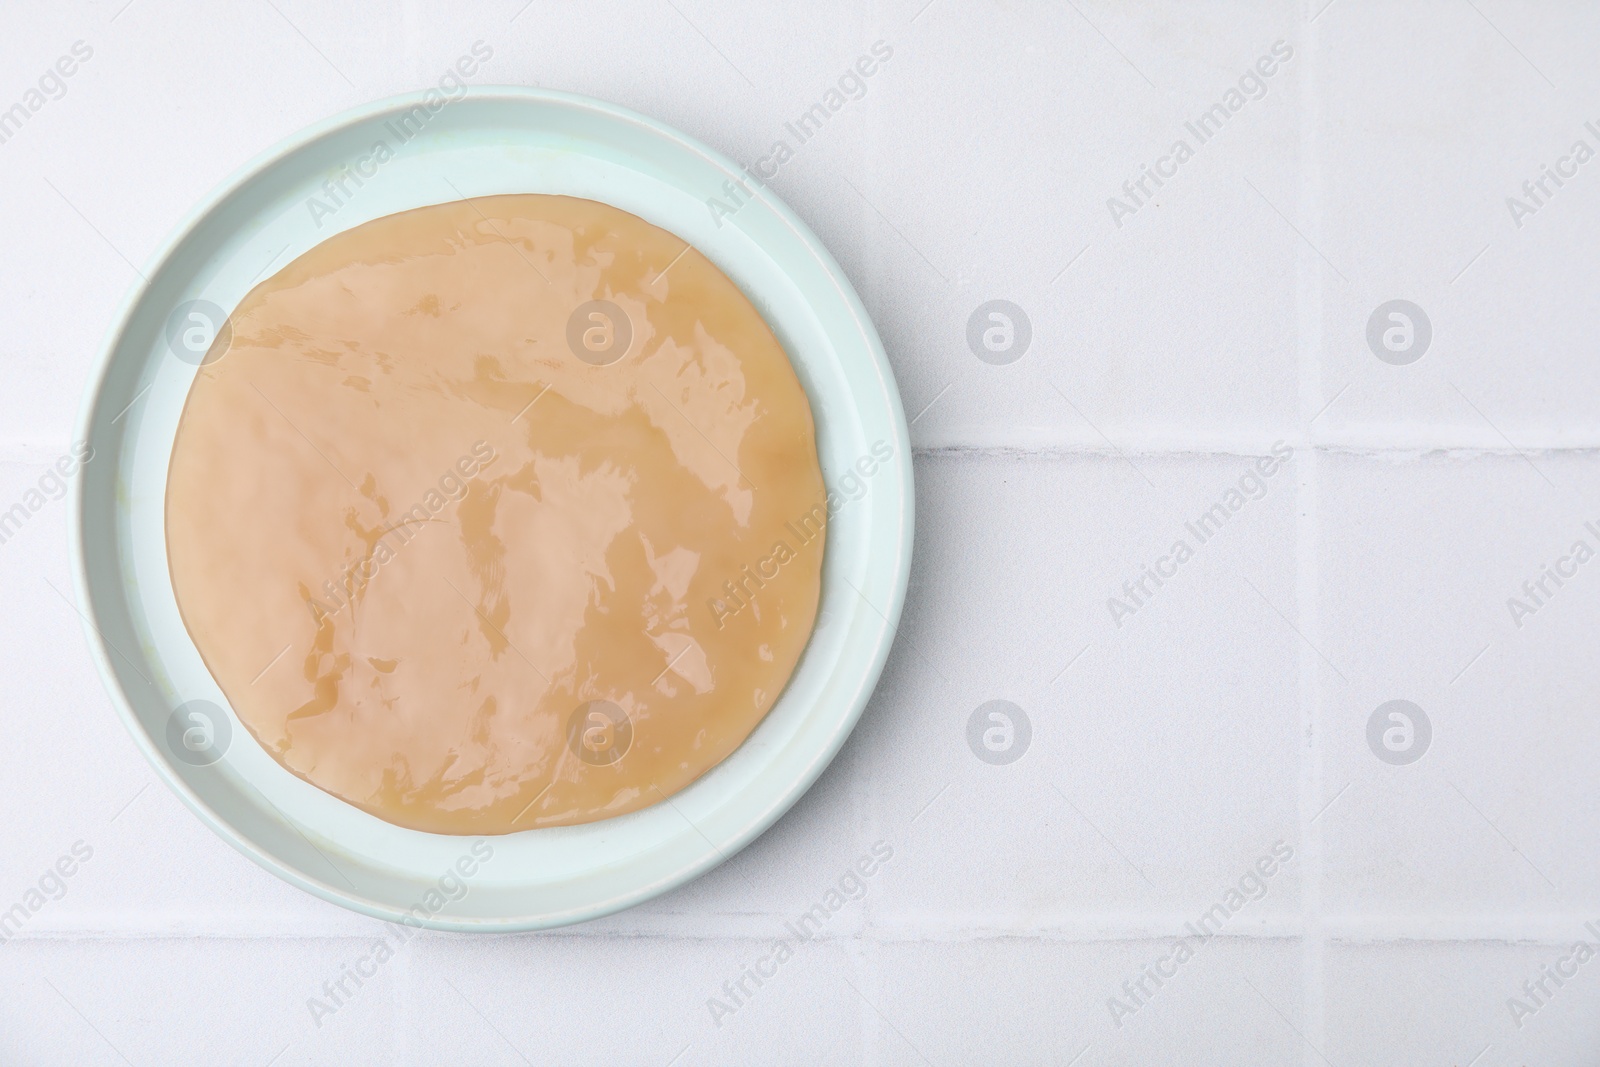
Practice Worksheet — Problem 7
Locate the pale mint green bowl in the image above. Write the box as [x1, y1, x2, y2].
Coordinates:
[70, 87, 912, 930]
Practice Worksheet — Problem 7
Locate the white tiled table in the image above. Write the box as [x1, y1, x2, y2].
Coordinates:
[3, 1, 1599, 1063]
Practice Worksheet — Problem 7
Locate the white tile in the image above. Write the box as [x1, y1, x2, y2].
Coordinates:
[0, 938, 401, 1066]
[408, 934, 864, 1066]
[1327, 939, 1600, 1067]
[1318, 452, 1600, 914]
[861, 2, 1304, 448]
[862, 452, 1302, 920]
[1313, 0, 1600, 440]
[875, 937, 1303, 1066]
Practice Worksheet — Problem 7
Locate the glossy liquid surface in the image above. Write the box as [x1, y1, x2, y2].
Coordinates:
[166, 194, 825, 835]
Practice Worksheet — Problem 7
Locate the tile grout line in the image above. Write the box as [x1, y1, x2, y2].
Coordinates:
[862, 4, 885, 1059]
[908, 439, 1600, 456]
[1297, 9, 1328, 1064]
[1299, 408, 1330, 1056]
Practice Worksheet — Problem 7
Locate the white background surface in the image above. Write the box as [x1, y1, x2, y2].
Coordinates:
[2, 0, 1598, 1063]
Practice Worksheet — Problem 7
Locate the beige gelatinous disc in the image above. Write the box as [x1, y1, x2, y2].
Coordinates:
[165, 194, 825, 835]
